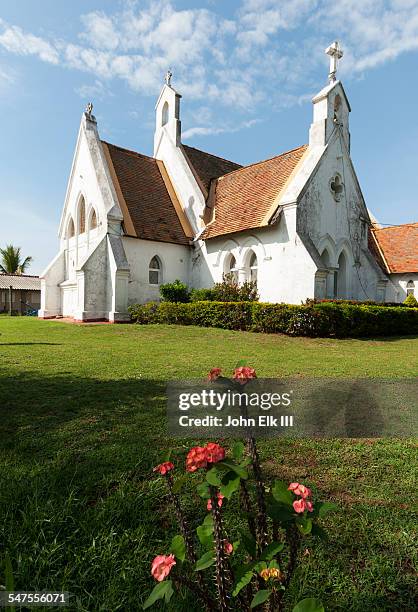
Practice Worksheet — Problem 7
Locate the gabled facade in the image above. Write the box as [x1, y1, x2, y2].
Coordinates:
[40, 50, 417, 322]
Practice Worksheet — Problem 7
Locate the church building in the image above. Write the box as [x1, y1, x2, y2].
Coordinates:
[39, 43, 418, 322]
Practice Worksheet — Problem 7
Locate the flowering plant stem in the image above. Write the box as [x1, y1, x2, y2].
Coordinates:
[209, 485, 231, 611]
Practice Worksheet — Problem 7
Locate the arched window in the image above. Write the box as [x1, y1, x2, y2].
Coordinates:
[78, 196, 86, 234]
[162, 102, 169, 126]
[335, 251, 347, 298]
[67, 217, 75, 239]
[149, 256, 161, 285]
[89, 208, 98, 230]
[406, 280, 415, 296]
[249, 251, 258, 283]
[227, 254, 238, 283]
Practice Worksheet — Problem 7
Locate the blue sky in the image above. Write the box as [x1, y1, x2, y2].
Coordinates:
[0, 0, 417, 274]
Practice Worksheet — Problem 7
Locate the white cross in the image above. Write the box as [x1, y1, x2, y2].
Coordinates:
[165, 69, 172, 86]
[325, 41, 343, 83]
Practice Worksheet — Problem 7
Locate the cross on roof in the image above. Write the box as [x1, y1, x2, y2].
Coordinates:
[325, 41, 343, 83]
[164, 69, 173, 86]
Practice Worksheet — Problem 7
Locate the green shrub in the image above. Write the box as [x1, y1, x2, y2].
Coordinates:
[189, 288, 217, 302]
[159, 279, 190, 303]
[404, 293, 418, 307]
[129, 300, 418, 338]
[211, 274, 258, 302]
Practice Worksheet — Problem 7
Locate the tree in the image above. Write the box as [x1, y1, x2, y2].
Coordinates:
[0, 244, 33, 274]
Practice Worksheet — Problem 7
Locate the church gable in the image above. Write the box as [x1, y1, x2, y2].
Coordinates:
[202, 145, 308, 239]
[103, 141, 192, 246]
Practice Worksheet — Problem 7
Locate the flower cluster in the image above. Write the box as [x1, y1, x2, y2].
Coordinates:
[151, 554, 176, 582]
[288, 482, 313, 513]
[207, 492, 224, 511]
[153, 461, 174, 475]
[208, 367, 222, 381]
[232, 366, 257, 385]
[260, 567, 283, 582]
[186, 442, 225, 472]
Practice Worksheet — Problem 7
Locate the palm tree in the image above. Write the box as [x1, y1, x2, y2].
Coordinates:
[0, 244, 33, 274]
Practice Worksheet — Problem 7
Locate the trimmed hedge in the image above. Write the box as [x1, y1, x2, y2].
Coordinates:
[128, 300, 418, 338]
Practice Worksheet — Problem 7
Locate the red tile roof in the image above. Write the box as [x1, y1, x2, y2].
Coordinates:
[102, 141, 191, 246]
[202, 145, 308, 239]
[371, 223, 418, 273]
[182, 144, 242, 195]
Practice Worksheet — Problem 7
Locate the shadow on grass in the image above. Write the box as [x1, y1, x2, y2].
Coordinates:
[0, 342, 62, 346]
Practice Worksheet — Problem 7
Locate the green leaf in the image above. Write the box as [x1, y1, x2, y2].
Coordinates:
[297, 518, 313, 536]
[196, 481, 211, 499]
[232, 563, 256, 597]
[266, 502, 294, 523]
[260, 541, 285, 561]
[220, 472, 240, 499]
[196, 523, 214, 548]
[170, 535, 185, 562]
[292, 598, 325, 612]
[4, 551, 14, 592]
[195, 550, 215, 571]
[203, 514, 214, 527]
[164, 580, 174, 604]
[232, 441, 245, 460]
[206, 467, 222, 486]
[143, 581, 173, 609]
[272, 480, 294, 506]
[251, 589, 272, 609]
[316, 502, 338, 518]
[235, 359, 247, 368]
[172, 475, 187, 494]
[239, 530, 257, 558]
[218, 459, 248, 479]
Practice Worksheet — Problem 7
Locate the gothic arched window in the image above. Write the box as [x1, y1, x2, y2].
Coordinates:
[149, 256, 162, 285]
[406, 280, 415, 296]
[78, 197, 86, 234]
[67, 217, 75, 239]
[162, 102, 169, 127]
[89, 208, 98, 230]
[249, 251, 258, 284]
[227, 254, 238, 283]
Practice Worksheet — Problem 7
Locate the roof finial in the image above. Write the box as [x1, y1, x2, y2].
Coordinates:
[164, 69, 172, 87]
[325, 41, 343, 83]
[85, 101, 93, 119]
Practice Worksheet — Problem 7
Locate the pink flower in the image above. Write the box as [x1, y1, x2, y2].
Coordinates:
[207, 492, 224, 510]
[205, 442, 225, 464]
[288, 482, 312, 499]
[293, 498, 307, 513]
[186, 446, 208, 472]
[233, 366, 257, 385]
[224, 541, 233, 555]
[306, 501, 313, 513]
[151, 554, 176, 581]
[153, 462, 174, 475]
[208, 368, 222, 381]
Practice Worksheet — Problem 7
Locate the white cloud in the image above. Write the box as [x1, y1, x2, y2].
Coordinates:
[80, 11, 120, 51]
[182, 118, 260, 139]
[0, 20, 59, 64]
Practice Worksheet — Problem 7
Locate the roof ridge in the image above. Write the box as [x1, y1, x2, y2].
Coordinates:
[373, 222, 418, 231]
[216, 144, 308, 182]
[182, 144, 242, 168]
[0, 273, 39, 278]
[101, 140, 156, 163]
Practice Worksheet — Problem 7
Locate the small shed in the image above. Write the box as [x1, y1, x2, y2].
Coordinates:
[0, 274, 41, 314]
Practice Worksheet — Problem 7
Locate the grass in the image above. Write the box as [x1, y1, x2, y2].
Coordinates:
[0, 316, 417, 611]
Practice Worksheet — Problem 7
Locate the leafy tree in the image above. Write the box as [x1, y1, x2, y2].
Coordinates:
[0, 244, 33, 274]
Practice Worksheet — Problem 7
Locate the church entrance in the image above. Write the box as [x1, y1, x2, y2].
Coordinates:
[335, 252, 347, 299]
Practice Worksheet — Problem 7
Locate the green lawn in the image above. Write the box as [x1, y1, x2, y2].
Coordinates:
[0, 317, 417, 611]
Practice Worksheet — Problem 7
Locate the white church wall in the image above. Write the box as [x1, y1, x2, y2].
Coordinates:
[387, 273, 418, 302]
[123, 236, 190, 304]
[38, 251, 65, 318]
[194, 205, 317, 304]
